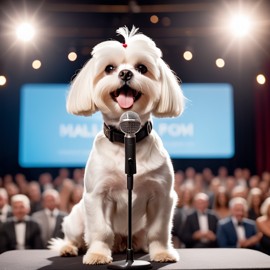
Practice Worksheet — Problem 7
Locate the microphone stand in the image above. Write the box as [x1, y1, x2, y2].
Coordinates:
[108, 134, 152, 269]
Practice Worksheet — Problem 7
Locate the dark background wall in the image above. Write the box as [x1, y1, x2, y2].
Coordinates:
[0, 0, 269, 179]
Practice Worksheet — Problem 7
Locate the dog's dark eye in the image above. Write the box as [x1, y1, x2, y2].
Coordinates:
[136, 64, 148, 74]
[105, 65, 115, 74]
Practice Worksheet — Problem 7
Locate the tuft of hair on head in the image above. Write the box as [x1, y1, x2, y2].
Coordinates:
[116, 26, 139, 44]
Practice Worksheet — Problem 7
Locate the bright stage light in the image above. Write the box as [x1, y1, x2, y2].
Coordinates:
[150, 15, 159, 24]
[183, 51, 193, 61]
[230, 14, 252, 38]
[216, 58, 225, 68]
[32, 60, 41, 69]
[68, 52, 77, 62]
[16, 22, 35, 41]
[0, 75, 7, 86]
[256, 74, 266, 85]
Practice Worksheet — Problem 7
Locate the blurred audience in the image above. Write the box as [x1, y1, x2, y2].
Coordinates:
[5, 182, 19, 202]
[174, 171, 185, 207]
[0, 194, 44, 253]
[2, 174, 13, 188]
[0, 188, 12, 224]
[68, 184, 84, 212]
[247, 188, 263, 220]
[259, 180, 270, 201]
[202, 167, 214, 188]
[58, 178, 75, 212]
[262, 171, 270, 186]
[213, 186, 230, 219]
[224, 176, 236, 197]
[231, 185, 248, 199]
[249, 175, 260, 189]
[38, 173, 54, 192]
[14, 173, 29, 195]
[72, 168, 84, 186]
[180, 192, 218, 248]
[32, 189, 67, 247]
[27, 181, 43, 214]
[217, 166, 228, 184]
[256, 197, 270, 255]
[54, 168, 70, 190]
[216, 197, 261, 249]
[184, 167, 196, 187]
[0, 166, 270, 253]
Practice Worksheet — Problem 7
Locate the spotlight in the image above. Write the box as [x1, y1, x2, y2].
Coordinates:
[16, 22, 35, 42]
[68, 52, 77, 62]
[230, 14, 252, 38]
[216, 58, 225, 68]
[256, 74, 266, 85]
[32, 60, 41, 69]
[150, 15, 159, 24]
[0, 75, 7, 86]
[183, 50, 193, 61]
[161, 17, 171, 27]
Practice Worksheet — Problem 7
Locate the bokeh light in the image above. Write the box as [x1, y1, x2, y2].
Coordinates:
[32, 60, 41, 69]
[68, 52, 77, 61]
[216, 58, 225, 68]
[256, 74, 266, 85]
[183, 51, 193, 61]
[162, 17, 171, 27]
[150, 15, 159, 24]
[0, 75, 7, 86]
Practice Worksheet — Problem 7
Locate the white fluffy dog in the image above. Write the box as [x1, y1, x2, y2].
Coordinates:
[49, 26, 184, 265]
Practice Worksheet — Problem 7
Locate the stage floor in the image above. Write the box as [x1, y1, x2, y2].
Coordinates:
[0, 248, 270, 270]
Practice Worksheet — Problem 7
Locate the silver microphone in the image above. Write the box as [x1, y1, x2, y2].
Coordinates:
[119, 111, 141, 175]
[119, 111, 141, 136]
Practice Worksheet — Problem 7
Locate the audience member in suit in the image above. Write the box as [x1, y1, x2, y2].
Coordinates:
[28, 181, 43, 214]
[0, 188, 13, 225]
[217, 197, 262, 249]
[0, 194, 44, 253]
[32, 189, 67, 247]
[172, 207, 184, 248]
[181, 192, 219, 248]
[256, 197, 270, 255]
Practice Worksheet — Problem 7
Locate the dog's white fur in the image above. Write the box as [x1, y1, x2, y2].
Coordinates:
[49, 26, 184, 265]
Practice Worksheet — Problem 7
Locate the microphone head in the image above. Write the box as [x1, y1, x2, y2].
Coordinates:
[120, 111, 141, 135]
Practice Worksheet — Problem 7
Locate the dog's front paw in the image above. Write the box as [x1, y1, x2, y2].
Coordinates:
[83, 251, 113, 265]
[60, 244, 78, 257]
[151, 249, 179, 263]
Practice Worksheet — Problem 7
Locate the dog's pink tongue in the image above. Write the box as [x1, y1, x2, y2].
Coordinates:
[116, 89, 134, 109]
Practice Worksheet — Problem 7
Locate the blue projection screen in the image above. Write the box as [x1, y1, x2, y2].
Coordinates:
[19, 83, 234, 167]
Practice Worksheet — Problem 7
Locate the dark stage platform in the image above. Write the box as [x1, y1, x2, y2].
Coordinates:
[0, 249, 270, 270]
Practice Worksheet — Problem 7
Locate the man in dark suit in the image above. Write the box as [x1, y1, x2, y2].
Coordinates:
[181, 192, 219, 248]
[32, 189, 67, 247]
[217, 197, 262, 249]
[0, 194, 44, 253]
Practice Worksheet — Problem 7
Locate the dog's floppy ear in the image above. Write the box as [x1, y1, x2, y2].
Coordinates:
[66, 59, 98, 116]
[153, 59, 185, 118]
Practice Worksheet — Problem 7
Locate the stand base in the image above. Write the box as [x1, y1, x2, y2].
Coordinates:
[107, 260, 152, 269]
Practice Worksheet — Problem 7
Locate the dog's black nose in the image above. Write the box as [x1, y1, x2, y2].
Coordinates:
[119, 69, 133, 82]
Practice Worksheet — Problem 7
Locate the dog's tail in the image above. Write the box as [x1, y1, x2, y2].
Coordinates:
[48, 238, 79, 257]
[47, 237, 66, 251]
